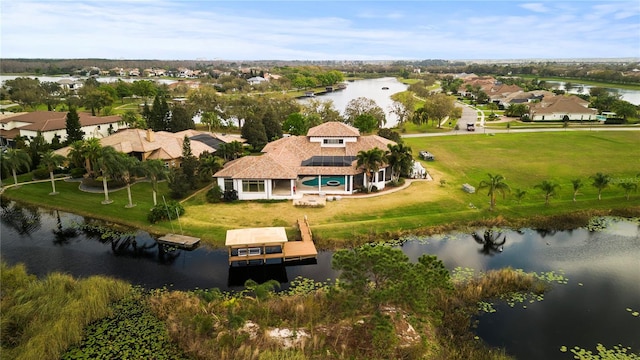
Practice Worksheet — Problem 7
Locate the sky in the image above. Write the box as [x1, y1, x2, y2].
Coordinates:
[1, 0, 639, 61]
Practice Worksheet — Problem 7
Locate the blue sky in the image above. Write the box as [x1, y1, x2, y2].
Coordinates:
[2, 0, 639, 60]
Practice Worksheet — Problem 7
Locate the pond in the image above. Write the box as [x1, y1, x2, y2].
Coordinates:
[1, 202, 639, 359]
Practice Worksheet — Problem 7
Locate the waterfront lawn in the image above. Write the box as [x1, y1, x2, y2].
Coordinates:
[3, 132, 639, 248]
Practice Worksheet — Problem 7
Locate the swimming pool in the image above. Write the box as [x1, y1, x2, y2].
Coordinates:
[301, 176, 346, 186]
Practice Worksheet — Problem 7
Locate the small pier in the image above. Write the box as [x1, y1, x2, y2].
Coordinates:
[157, 233, 201, 249]
[226, 218, 318, 265]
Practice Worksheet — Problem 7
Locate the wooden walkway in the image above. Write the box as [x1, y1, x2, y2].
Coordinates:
[282, 218, 317, 261]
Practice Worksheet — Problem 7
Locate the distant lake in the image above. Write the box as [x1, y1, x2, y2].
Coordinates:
[298, 77, 408, 128]
[547, 81, 640, 105]
[1, 201, 639, 360]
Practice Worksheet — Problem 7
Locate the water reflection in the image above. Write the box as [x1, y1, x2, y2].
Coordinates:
[0, 201, 42, 236]
[472, 229, 506, 255]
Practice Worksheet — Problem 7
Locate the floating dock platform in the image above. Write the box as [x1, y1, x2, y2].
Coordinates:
[157, 233, 201, 249]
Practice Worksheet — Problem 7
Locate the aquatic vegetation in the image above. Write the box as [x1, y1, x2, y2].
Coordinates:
[626, 308, 640, 318]
[561, 343, 639, 359]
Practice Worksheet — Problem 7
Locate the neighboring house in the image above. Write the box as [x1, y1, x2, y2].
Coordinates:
[247, 76, 267, 85]
[214, 122, 396, 201]
[0, 111, 125, 145]
[528, 95, 598, 122]
[57, 78, 83, 92]
[99, 129, 216, 167]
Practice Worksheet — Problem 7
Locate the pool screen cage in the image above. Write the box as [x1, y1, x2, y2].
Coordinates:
[301, 156, 357, 167]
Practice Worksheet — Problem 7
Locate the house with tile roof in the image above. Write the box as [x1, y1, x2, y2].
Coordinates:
[527, 95, 597, 122]
[213, 122, 396, 200]
[54, 128, 218, 168]
[0, 111, 125, 146]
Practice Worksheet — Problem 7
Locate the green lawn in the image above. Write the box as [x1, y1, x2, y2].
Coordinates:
[3, 131, 639, 248]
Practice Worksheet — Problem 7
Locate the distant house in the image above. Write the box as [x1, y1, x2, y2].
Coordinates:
[0, 111, 125, 146]
[214, 122, 396, 200]
[57, 78, 83, 92]
[247, 76, 267, 85]
[528, 95, 597, 122]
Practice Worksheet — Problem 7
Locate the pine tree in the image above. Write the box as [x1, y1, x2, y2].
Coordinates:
[65, 107, 84, 144]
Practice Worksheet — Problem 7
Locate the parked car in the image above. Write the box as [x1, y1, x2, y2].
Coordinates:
[466, 123, 476, 131]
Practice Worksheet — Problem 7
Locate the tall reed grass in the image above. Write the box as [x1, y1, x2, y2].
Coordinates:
[1, 261, 130, 360]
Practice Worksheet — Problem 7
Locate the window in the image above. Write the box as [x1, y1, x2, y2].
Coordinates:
[224, 178, 234, 191]
[242, 180, 265, 192]
[323, 138, 343, 145]
[238, 247, 261, 256]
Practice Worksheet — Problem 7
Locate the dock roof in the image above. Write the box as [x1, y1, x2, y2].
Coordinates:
[225, 227, 288, 247]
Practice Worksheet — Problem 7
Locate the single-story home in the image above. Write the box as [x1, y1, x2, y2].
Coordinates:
[528, 95, 597, 121]
[213, 122, 396, 200]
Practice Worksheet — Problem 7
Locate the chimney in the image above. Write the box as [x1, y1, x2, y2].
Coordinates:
[146, 129, 154, 142]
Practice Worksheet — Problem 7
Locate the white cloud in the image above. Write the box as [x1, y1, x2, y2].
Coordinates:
[519, 3, 550, 13]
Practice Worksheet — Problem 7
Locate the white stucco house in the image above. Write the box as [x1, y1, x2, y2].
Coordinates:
[213, 122, 396, 200]
[528, 95, 597, 122]
[0, 111, 126, 145]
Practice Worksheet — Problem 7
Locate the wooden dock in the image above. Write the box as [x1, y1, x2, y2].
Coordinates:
[226, 218, 317, 265]
[157, 233, 201, 249]
[282, 218, 317, 262]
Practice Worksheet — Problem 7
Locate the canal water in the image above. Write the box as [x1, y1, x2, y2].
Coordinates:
[1, 202, 639, 359]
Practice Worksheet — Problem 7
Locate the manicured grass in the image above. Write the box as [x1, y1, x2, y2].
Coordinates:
[3, 132, 639, 249]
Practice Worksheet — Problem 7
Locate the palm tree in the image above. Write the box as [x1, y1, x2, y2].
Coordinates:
[591, 172, 611, 200]
[513, 188, 527, 204]
[571, 178, 583, 202]
[141, 159, 167, 206]
[2, 148, 31, 187]
[355, 147, 386, 192]
[478, 173, 510, 211]
[385, 143, 412, 183]
[535, 180, 560, 205]
[618, 181, 638, 200]
[113, 154, 141, 208]
[81, 138, 102, 177]
[40, 150, 66, 195]
[94, 146, 121, 204]
[198, 154, 224, 184]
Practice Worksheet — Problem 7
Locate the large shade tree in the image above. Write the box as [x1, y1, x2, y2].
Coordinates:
[478, 173, 510, 211]
[40, 150, 66, 195]
[344, 97, 386, 129]
[355, 147, 386, 192]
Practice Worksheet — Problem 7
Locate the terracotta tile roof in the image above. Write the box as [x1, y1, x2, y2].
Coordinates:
[529, 95, 597, 115]
[216, 122, 395, 179]
[1, 111, 121, 132]
[306, 122, 360, 137]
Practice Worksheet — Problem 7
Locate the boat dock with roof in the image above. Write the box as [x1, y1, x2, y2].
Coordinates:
[226, 218, 318, 265]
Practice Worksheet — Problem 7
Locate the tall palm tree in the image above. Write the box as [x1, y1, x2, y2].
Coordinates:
[478, 173, 510, 211]
[2, 148, 31, 187]
[535, 180, 561, 205]
[591, 172, 611, 200]
[67, 140, 86, 172]
[79, 138, 102, 177]
[385, 143, 413, 183]
[571, 178, 583, 202]
[198, 154, 224, 184]
[40, 150, 66, 195]
[113, 154, 141, 208]
[94, 146, 121, 204]
[141, 159, 167, 206]
[356, 147, 386, 192]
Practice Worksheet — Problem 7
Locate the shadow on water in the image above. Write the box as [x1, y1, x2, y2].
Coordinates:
[472, 229, 506, 255]
[0, 201, 42, 236]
